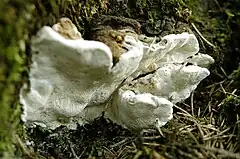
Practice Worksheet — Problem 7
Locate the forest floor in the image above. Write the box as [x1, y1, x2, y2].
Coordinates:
[16, 0, 240, 159]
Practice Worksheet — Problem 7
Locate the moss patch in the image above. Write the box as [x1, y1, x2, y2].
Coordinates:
[0, 0, 34, 156]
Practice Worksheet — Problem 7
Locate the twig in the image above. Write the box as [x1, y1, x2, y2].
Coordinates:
[143, 142, 161, 146]
[103, 146, 115, 156]
[110, 138, 129, 148]
[142, 135, 162, 140]
[224, 91, 239, 97]
[155, 118, 165, 138]
[220, 66, 229, 78]
[69, 141, 80, 159]
[15, 135, 34, 159]
[198, 146, 240, 159]
[174, 104, 192, 117]
[198, 107, 201, 117]
[191, 23, 216, 48]
[213, 0, 223, 11]
[146, 36, 157, 54]
[220, 83, 227, 95]
[157, 126, 165, 138]
[193, 121, 205, 142]
[191, 91, 195, 116]
[204, 134, 236, 141]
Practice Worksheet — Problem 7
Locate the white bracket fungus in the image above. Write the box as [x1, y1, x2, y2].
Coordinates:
[20, 18, 214, 131]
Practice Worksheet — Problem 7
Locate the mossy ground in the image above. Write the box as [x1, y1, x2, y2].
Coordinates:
[0, 0, 240, 158]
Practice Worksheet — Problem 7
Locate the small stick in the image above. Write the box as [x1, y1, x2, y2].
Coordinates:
[191, 23, 216, 48]
[191, 91, 195, 116]
[15, 135, 34, 159]
[69, 141, 80, 159]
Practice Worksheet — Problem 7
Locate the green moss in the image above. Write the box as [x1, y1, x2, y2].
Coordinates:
[0, 1, 34, 155]
[136, 0, 147, 8]
[219, 96, 240, 130]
